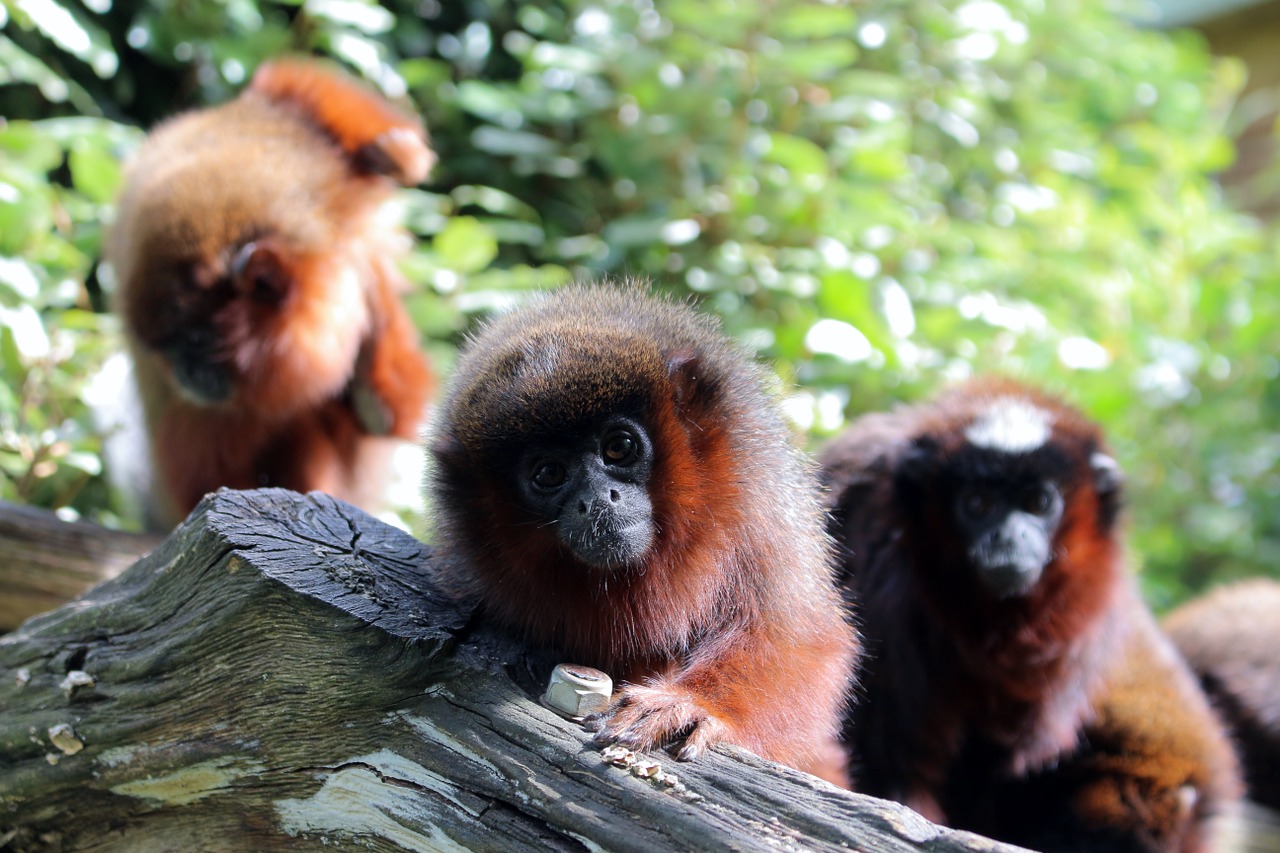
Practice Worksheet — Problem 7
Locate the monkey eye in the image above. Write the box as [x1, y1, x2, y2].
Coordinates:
[960, 487, 995, 519]
[531, 461, 567, 491]
[1024, 484, 1056, 515]
[601, 430, 640, 467]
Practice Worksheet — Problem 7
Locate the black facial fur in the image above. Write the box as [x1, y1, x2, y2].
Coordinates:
[954, 479, 1063, 597]
[898, 438, 1076, 599]
[518, 415, 655, 569]
[163, 324, 234, 404]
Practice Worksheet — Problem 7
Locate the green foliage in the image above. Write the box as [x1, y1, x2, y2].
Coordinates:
[2, 0, 1278, 602]
[0, 112, 137, 522]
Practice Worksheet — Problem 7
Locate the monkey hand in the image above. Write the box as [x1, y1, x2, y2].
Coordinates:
[585, 681, 729, 762]
[1066, 763, 1202, 850]
[356, 128, 435, 186]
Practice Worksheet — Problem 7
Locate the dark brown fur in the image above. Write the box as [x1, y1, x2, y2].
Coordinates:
[820, 377, 1240, 851]
[110, 58, 434, 527]
[426, 283, 858, 781]
[1164, 578, 1280, 812]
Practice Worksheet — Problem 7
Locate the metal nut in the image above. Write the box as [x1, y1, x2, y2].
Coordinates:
[541, 663, 613, 720]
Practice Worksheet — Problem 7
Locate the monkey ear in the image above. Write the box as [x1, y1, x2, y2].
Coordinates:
[901, 435, 942, 468]
[1090, 452, 1123, 496]
[666, 348, 706, 410]
[427, 430, 466, 463]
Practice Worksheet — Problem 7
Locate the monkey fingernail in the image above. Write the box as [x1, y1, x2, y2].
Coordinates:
[541, 663, 613, 721]
[616, 732, 646, 750]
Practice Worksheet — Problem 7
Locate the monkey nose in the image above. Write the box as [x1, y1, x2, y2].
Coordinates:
[576, 491, 621, 516]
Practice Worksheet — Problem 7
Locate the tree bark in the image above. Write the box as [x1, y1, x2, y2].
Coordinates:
[0, 488, 1027, 852]
[0, 500, 161, 632]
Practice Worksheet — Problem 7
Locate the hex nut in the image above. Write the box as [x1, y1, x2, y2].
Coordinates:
[541, 663, 613, 720]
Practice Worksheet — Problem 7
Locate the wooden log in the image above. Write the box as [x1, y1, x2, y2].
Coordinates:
[0, 500, 161, 632]
[0, 488, 1027, 852]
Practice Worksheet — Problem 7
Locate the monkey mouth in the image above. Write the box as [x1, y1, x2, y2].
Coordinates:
[561, 520, 655, 571]
[970, 533, 1050, 599]
[977, 560, 1045, 598]
[167, 351, 235, 405]
[161, 326, 236, 405]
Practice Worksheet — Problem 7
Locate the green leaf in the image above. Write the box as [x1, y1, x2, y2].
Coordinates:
[471, 126, 559, 157]
[68, 142, 122, 204]
[774, 5, 858, 39]
[0, 122, 64, 173]
[764, 133, 830, 183]
[433, 216, 498, 274]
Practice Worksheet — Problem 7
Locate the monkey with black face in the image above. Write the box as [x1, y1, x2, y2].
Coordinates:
[426, 284, 858, 780]
[820, 378, 1239, 852]
[109, 58, 435, 528]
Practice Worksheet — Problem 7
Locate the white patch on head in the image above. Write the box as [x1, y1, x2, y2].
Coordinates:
[965, 398, 1052, 454]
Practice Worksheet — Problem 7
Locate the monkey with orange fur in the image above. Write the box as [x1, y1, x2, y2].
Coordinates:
[820, 378, 1239, 852]
[109, 58, 434, 527]
[425, 284, 858, 782]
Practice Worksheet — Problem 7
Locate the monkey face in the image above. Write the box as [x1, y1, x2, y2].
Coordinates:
[896, 395, 1122, 607]
[129, 240, 297, 406]
[952, 478, 1064, 598]
[897, 429, 1080, 601]
[516, 416, 656, 570]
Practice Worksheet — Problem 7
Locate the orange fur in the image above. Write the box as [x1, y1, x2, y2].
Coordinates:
[427, 284, 858, 781]
[251, 58, 435, 184]
[109, 57, 434, 527]
[820, 377, 1240, 851]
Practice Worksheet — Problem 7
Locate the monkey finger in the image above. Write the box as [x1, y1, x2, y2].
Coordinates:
[673, 716, 727, 762]
[674, 740, 702, 762]
[349, 375, 395, 435]
[358, 129, 435, 186]
[588, 720, 622, 745]
[603, 697, 708, 754]
[613, 717, 694, 751]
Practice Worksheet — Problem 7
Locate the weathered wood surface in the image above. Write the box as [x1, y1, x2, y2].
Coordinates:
[0, 488, 1027, 852]
[0, 500, 161, 632]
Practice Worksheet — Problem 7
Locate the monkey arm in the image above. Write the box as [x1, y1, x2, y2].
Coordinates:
[250, 59, 435, 185]
[1058, 623, 1240, 852]
[959, 617, 1242, 853]
[591, 616, 854, 781]
[346, 260, 434, 440]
